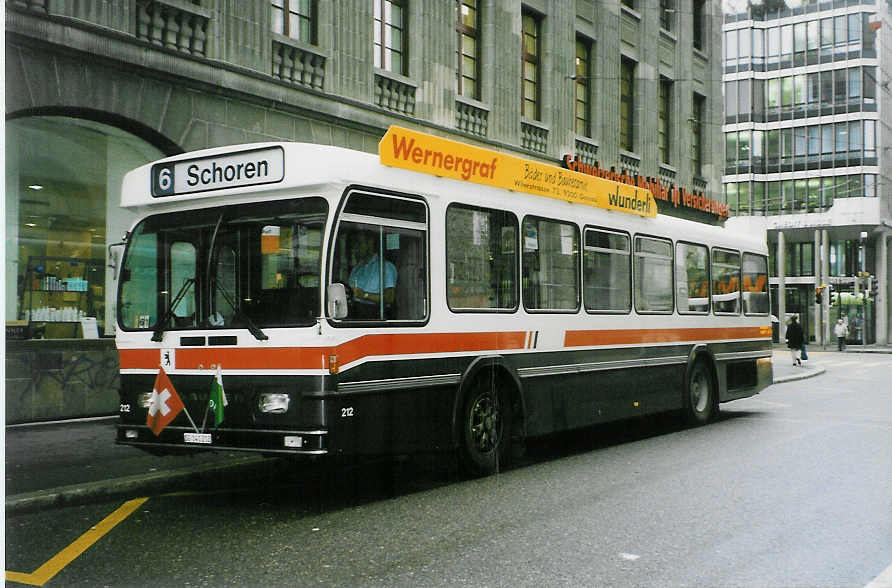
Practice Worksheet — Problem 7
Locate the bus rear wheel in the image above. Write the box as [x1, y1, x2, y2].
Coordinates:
[460, 376, 511, 476]
[684, 360, 716, 426]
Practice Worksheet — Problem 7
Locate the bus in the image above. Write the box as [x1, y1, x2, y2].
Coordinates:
[114, 126, 773, 475]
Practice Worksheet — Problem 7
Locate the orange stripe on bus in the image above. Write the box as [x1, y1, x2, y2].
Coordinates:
[118, 331, 529, 371]
[563, 326, 766, 347]
[119, 327, 768, 371]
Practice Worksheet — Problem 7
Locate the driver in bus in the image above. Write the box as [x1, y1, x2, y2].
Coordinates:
[348, 231, 397, 319]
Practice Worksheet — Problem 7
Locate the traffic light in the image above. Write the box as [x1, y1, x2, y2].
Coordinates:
[815, 288, 823, 305]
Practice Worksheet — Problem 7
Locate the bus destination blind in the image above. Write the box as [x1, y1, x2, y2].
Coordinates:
[151, 146, 285, 197]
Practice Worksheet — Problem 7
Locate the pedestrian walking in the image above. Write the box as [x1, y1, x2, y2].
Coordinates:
[786, 314, 804, 366]
[834, 318, 848, 351]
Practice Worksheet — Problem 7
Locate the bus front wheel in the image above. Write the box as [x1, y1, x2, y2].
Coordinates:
[460, 375, 512, 476]
[684, 360, 716, 426]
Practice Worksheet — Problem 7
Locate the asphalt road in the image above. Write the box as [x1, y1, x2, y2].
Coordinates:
[6, 351, 892, 587]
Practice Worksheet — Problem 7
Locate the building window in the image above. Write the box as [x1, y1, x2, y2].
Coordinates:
[521, 11, 540, 120]
[374, 0, 406, 75]
[456, 0, 479, 99]
[692, 0, 704, 46]
[272, 0, 316, 43]
[659, 79, 672, 165]
[575, 38, 592, 137]
[660, 0, 674, 32]
[620, 58, 635, 152]
[691, 93, 705, 176]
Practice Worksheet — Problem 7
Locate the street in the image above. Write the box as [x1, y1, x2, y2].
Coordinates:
[6, 351, 892, 587]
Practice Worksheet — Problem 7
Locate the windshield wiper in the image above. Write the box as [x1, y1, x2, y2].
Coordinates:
[151, 278, 195, 342]
[211, 277, 268, 341]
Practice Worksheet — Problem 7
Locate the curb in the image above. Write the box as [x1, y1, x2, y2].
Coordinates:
[5, 455, 271, 514]
[773, 367, 826, 384]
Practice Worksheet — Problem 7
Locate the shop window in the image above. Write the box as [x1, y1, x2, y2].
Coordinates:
[6, 116, 165, 338]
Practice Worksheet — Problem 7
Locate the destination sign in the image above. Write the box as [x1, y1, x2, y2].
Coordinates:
[151, 146, 285, 197]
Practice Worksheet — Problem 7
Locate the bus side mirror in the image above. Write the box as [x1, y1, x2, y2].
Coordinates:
[327, 283, 348, 319]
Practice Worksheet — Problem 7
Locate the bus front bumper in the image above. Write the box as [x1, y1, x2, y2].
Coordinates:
[115, 424, 328, 455]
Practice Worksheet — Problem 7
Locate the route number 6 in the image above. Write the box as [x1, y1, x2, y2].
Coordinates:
[158, 168, 173, 191]
[152, 164, 175, 196]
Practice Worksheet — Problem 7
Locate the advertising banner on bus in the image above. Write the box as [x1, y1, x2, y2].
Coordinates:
[379, 126, 657, 218]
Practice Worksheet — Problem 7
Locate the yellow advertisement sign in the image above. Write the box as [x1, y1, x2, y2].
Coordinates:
[378, 126, 656, 218]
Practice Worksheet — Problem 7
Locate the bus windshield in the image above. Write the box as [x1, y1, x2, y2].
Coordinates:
[118, 197, 327, 333]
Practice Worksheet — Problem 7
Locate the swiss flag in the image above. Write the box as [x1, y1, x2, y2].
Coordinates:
[146, 367, 185, 435]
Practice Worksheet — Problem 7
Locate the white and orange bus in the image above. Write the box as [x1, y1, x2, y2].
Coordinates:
[115, 126, 772, 475]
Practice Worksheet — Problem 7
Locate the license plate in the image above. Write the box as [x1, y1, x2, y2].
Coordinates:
[184, 432, 212, 444]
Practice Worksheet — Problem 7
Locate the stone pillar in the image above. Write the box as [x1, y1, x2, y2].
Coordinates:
[814, 229, 822, 346]
[878, 233, 889, 345]
[778, 231, 786, 342]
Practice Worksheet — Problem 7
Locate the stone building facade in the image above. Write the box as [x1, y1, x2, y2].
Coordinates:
[5, 0, 724, 422]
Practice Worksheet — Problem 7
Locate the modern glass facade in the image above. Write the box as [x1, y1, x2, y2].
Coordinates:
[722, 0, 892, 346]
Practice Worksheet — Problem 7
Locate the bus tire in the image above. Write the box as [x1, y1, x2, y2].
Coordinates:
[684, 360, 716, 426]
[459, 374, 512, 476]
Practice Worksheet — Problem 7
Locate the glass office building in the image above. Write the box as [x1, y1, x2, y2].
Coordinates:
[722, 0, 892, 345]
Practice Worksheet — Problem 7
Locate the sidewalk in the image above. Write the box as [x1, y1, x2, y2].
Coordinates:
[2, 350, 839, 514]
[5, 418, 273, 513]
[770, 347, 825, 383]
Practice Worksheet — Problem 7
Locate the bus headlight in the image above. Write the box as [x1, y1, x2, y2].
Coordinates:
[257, 393, 290, 414]
[137, 392, 154, 408]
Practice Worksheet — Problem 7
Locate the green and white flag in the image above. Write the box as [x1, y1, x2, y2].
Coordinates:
[209, 365, 228, 427]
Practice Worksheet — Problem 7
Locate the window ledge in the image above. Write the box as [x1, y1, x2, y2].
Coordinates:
[620, 4, 641, 21]
[693, 47, 709, 61]
[455, 94, 490, 114]
[659, 163, 678, 176]
[660, 29, 677, 43]
[618, 149, 641, 163]
[574, 135, 600, 150]
[271, 32, 327, 59]
[374, 68, 417, 90]
[521, 118, 550, 133]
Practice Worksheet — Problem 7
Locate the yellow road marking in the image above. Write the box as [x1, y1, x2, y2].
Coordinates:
[5, 497, 148, 586]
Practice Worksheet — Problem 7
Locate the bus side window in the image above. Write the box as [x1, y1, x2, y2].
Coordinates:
[676, 242, 709, 314]
[332, 191, 428, 323]
[712, 248, 742, 314]
[522, 216, 580, 312]
[446, 205, 518, 311]
[634, 236, 673, 313]
[742, 252, 769, 315]
[583, 228, 631, 313]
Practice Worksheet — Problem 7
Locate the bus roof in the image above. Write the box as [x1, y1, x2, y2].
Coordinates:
[121, 140, 764, 254]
